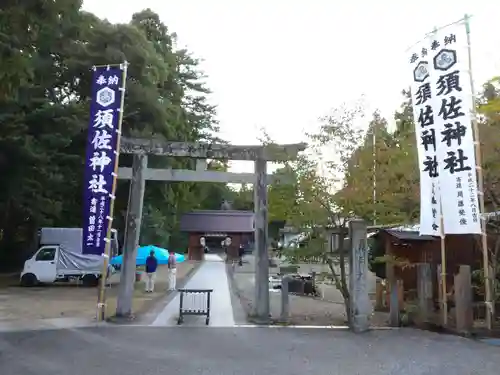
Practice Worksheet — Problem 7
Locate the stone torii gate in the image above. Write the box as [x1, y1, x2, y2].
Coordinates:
[113, 137, 306, 322]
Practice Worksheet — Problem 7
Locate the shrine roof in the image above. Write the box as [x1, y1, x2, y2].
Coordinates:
[180, 210, 255, 233]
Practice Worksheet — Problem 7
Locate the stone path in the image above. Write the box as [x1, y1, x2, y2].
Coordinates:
[151, 253, 236, 327]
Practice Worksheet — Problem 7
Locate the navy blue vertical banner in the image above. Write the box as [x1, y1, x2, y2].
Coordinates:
[82, 65, 126, 255]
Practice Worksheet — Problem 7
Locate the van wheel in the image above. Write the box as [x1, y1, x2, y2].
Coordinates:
[82, 274, 99, 287]
[21, 273, 38, 287]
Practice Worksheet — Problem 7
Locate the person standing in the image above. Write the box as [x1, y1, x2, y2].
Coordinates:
[167, 250, 177, 291]
[145, 250, 158, 293]
[238, 244, 244, 266]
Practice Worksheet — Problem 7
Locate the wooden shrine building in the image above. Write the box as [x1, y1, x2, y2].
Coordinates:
[180, 209, 254, 261]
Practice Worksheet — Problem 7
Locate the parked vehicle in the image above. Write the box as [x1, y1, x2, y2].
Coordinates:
[20, 228, 119, 287]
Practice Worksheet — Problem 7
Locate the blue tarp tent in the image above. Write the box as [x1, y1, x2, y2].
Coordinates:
[110, 245, 185, 266]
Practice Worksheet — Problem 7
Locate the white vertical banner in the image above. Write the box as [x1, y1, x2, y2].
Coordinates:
[408, 40, 442, 236]
[428, 21, 481, 234]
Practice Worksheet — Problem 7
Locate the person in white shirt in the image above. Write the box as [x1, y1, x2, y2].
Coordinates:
[167, 250, 177, 291]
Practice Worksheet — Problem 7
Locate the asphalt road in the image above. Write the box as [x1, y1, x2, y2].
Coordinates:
[1, 326, 499, 375]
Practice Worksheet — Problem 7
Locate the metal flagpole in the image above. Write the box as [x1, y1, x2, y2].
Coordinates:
[96, 61, 129, 322]
[464, 14, 493, 330]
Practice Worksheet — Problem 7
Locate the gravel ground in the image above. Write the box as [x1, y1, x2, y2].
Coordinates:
[1, 326, 499, 375]
[230, 255, 388, 326]
[0, 262, 198, 322]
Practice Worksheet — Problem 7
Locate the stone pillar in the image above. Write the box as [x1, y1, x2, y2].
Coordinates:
[375, 279, 384, 310]
[417, 263, 433, 323]
[388, 279, 400, 327]
[280, 275, 292, 323]
[254, 157, 270, 322]
[348, 219, 371, 333]
[116, 154, 147, 318]
[455, 265, 473, 333]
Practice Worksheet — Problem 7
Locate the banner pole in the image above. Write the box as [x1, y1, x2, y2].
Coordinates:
[464, 14, 493, 330]
[96, 61, 129, 322]
[439, 212, 448, 326]
[428, 25, 448, 327]
[372, 127, 377, 225]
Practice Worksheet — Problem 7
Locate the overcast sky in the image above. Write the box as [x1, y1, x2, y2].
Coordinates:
[83, 0, 500, 172]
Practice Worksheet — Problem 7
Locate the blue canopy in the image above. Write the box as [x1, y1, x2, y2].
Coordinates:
[110, 245, 185, 266]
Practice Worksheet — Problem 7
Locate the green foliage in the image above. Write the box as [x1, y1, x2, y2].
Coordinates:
[477, 77, 500, 211]
[368, 235, 386, 279]
[231, 185, 254, 211]
[258, 101, 370, 320]
[338, 82, 500, 226]
[259, 86, 500, 316]
[0, 4, 231, 269]
[337, 96, 419, 225]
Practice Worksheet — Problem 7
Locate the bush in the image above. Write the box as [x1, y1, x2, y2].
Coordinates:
[368, 234, 386, 279]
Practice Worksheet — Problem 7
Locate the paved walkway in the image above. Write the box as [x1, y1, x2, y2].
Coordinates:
[151, 254, 235, 327]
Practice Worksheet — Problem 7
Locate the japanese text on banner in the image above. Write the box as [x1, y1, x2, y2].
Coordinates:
[82, 66, 125, 255]
[428, 23, 481, 234]
[409, 40, 442, 236]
